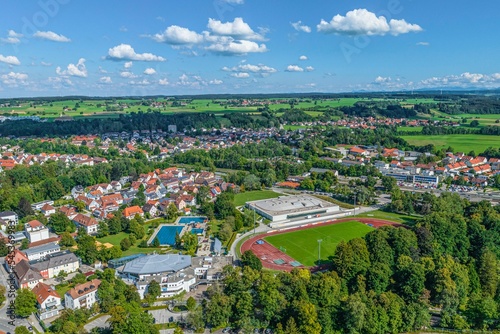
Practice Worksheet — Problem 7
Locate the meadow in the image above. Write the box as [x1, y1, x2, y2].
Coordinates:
[399, 134, 500, 153]
[233, 190, 282, 207]
[264, 221, 373, 266]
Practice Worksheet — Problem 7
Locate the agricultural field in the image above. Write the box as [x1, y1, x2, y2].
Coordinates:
[264, 221, 373, 266]
[233, 190, 282, 207]
[399, 134, 500, 153]
[397, 126, 423, 132]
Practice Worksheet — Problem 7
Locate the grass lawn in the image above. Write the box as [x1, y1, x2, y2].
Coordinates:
[265, 221, 373, 266]
[96, 224, 165, 256]
[233, 190, 283, 206]
[399, 134, 500, 153]
[354, 210, 420, 225]
[55, 283, 73, 298]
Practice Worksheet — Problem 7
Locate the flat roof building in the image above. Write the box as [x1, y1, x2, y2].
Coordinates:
[246, 195, 340, 222]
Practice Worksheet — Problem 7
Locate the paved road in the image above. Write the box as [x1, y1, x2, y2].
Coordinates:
[84, 314, 110, 332]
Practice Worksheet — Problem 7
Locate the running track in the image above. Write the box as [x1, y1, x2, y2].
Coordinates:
[240, 218, 402, 272]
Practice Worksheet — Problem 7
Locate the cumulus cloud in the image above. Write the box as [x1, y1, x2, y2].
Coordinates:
[374, 76, 392, 83]
[420, 72, 500, 88]
[299, 55, 308, 61]
[120, 71, 137, 78]
[124, 61, 133, 68]
[159, 78, 169, 85]
[34, 30, 71, 42]
[208, 17, 265, 40]
[206, 39, 267, 55]
[231, 72, 250, 78]
[305, 66, 314, 72]
[0, 55, 20, 65]
[152, 25, 204, 45]
[210, 79, 223, 84]
[1, 30, 23, 44]
[286, 65, 304, 72]
[107, 44, 166, 61]
[100, 76, 112, 83]
[317, 9, 422, 36]
[291, 21, 311, 33]
[144, 68, 157, 75]
[416, 42, 430, 46]
[1, 72, 28, 86]
[56, 58, 88, 77]
[222, 63, 277, 73]
[130, 79, 151, 85]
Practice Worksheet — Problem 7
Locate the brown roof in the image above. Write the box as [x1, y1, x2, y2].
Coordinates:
[32, 282, 60, 304]
[67, 279, 101, 299]
[72, 213, 98, 227]
[123, 205, 144, 217]
[27, 220, 44, 228]
[14, 259, 43, 285]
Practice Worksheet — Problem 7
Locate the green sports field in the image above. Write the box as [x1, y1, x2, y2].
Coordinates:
[265, 221, 373, 266]
[233, 190, 282, 206]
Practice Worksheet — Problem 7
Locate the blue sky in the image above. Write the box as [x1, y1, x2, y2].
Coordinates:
[1, 0, 499, 97]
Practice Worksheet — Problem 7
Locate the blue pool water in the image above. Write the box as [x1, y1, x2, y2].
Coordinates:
[178, 217, 207, 225]
[155, 226, 185, 245]
[191, 228, 204, 235]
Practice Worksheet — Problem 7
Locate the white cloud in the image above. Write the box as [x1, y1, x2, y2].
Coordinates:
[34, 30, 71, 42]
[286, 65, 304, 72]
[152, 25, 204, 45]
[1, 31, 23, 44]
[208, 17, 265, 40]
[1, 72, 28, 86]
[222, 63, 277, 73]
[291, 21, 311, 33]
[206, 39, 267, 55]
[107, 44, 166, 61]
[124, 61, 133, 68]
[144, 68, 156, 75]
[231, 72, 250, 78]
[305, 66, 314, 72]
[0, 55, 20, 65]
[374, 76, 392, 83]
[100, 76, 112, 84]
[41, 61, 52, 66]
[210, 79, 223, 85]
[120, 71, 137, 78]
[56, 58, 87, 77]
[317, 9, 422, 36]
[221, 0, 244, 4]
[416, 42, 430, 46]
[299, 55, 308, 61]
[130, 79, 151, 85]
[159, 78, 169, 85]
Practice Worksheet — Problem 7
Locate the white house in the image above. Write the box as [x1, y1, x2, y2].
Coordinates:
[65, 279, 101, 310]
[25, 220, 50, 243]
[23, 242, 61, 261]
[72, 213, 99, 234]
[40, 203, 56, 217]
[32, 282, 62, 320]
[0, 211, 18, 225]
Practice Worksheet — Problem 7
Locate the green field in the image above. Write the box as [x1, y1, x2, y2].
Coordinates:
[354, 210, 420, 225]
[233, 190, 282, 206]
[97, 224, 164, 256]
[265, 221, 373, 266]
[399, 134, 500, 153]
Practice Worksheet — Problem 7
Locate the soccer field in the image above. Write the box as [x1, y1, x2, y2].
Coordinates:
[264, 221, 373, 266]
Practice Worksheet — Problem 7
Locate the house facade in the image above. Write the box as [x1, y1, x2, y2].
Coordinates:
[65, 279, 101, 310]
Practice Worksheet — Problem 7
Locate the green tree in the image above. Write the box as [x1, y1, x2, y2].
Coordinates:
[75, 234, 98, 265]
[60, 232, 76, 247]
[20, 238, 29, 250]
[165, 203, 178, 221]
[478, 249, 498, 297]
[0, 284, 6, 306]
[0, 239, 8, 257]
[48, 212, 76, 234]
[15, 326, 31, 334]
[241, 250, 263, 271]
[243, 174, 261, 190]
[214, 191, 235, 219]
[120, 237, 131, 251]
[186, 296, 196, 311]
[14, 288, 37, 317]
[151, 237, 160, 247]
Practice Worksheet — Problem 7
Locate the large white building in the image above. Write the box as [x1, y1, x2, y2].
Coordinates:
[23, 242, 61, 261]
[246, 195, 340, 222]
[65, 279, 101, 310]
[121, 254, 195, 299]
[24, 220, 50, 243]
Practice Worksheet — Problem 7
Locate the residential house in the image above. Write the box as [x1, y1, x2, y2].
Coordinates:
[72, 213, 99, 234]
[40, 203, 56, 217]
[30, 250, 80, 279]
[59, 206, 78, 219]
[77, 196, 100, 211]
[123, 206, 144, 220]
[0, 211, 18, 225]
[25, 220, 50, 243]
[349, 146, 369, 156]
[13, 259, 43, 289]
[142, 203, 157, 217]
[65, 279, 101, 310]
[32, 282, 62, 320]
[71, 185, 85, 199]
[31, 200, 55, 211]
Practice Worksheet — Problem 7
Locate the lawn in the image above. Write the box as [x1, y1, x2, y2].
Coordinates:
[233, 190, 283, 206]
[354, 210, 420, 225]
[96, 223, 165, 256]
[265, 221, 373, 266]
[399, 134, 500, 153]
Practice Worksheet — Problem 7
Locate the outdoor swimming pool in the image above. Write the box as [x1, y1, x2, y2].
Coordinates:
[191, 228, 204, 235]
[155, 225, 185, 245]
[178, 216, 207, 224]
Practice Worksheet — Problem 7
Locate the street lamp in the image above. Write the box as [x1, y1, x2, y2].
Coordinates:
[317, 239, 322, 263]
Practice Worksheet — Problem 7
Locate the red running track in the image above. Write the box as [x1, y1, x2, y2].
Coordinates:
[240, 218, 402, 272]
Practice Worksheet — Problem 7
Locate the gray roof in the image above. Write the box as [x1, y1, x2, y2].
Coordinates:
[122, 254, 191, 275]
[213, 238, 222, 253]
[30, 251, 79, 271]
[0, 211, 17, 218]
[23, 242, 60, 256]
